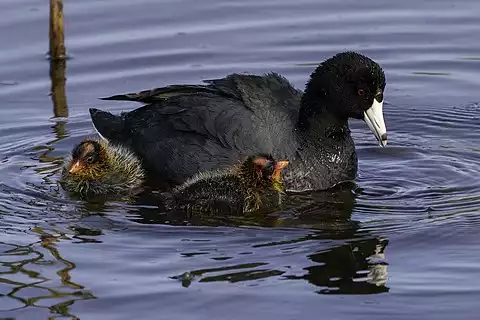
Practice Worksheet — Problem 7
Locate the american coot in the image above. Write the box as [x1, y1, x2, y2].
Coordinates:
[166, 154, 288, 214]
[90, 51, 386, 191]
[60, 139, 145, 197]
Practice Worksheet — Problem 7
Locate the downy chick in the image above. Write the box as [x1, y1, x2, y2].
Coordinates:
[60, 139, 145, 197]
[167, 154, 289, 215]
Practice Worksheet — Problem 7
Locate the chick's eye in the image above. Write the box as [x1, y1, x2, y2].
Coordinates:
[86, 156, 94, 164]
[357, 89, 365, 96]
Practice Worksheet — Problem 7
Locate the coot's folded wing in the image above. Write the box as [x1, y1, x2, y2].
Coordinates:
[91, 73, 301, 185]
[100, 73, 303, 121]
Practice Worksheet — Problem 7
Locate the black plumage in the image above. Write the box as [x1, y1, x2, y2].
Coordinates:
[90, 51, 386, 191]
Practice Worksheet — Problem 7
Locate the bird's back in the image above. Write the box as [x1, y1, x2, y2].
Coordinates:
[92, 73, 303, 187]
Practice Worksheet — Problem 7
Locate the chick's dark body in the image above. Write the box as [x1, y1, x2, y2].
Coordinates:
[168, 175, 245, 215]
[167, 172, 283, 215]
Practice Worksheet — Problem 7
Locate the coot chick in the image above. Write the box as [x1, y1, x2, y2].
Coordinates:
[90, 51, 387, 191]
[167, 154, 289, 215]
[60, 139, 145, 197]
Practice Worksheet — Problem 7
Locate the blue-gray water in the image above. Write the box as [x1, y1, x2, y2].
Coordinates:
[1, 0, 480, 319]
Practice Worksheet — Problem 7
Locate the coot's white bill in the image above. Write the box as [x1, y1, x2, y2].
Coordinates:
[364, 98, 387, 147]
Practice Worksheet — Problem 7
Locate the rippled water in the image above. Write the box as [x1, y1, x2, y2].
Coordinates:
[1, 0, 479, 319]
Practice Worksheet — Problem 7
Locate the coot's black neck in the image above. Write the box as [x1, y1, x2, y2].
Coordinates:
[297, 87, 350, 144]
[284, 80, 356, 191]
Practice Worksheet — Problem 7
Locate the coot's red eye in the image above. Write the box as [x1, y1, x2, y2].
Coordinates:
[357, 89, 365, 96]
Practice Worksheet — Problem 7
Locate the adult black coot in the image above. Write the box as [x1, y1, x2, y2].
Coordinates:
[90, 51, 387, 191]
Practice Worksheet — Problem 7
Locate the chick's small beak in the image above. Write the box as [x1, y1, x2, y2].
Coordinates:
[272, 160, 289, 180]
[69, 161, 82, 174]
[364, 94, 387, 147]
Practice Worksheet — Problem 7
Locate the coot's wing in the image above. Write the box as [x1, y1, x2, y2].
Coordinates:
[100, 85, 236, 103]
[91, 91, 296, 186]
[120, 94, 293, 184]
[205, 73, 303, 120]
[100, 73, 303, 121]
[92, 73, 302, 185]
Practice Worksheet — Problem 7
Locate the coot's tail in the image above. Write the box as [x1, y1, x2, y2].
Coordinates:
[89, 108, 124, 142]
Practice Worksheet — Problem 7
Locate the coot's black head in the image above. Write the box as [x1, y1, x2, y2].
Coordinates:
[241, 154, 289, 191]
[67, 140, 106, 176]
[300, 51, 387, 146]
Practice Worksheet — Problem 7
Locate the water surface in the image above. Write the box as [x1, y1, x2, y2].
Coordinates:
[0, 0, 479, 319]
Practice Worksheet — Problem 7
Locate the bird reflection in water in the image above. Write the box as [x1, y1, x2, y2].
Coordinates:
[0, 228, 95, 318]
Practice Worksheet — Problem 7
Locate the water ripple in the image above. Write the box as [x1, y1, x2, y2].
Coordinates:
[1, 0, 480, 317]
